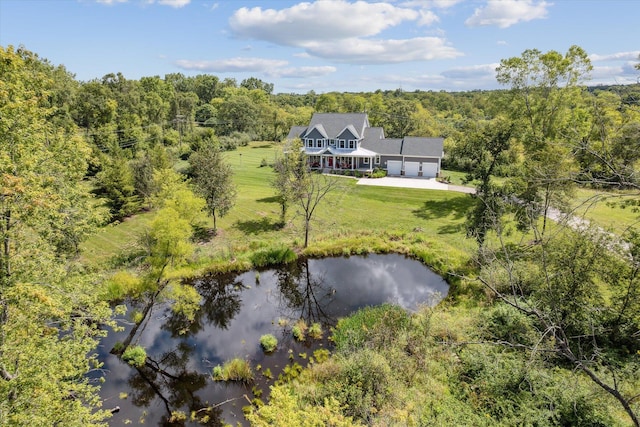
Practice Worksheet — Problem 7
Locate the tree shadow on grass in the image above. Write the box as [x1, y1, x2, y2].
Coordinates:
[413, 195, 473, 222]
[234, 217, 282, 235]
[257, 196, 280, 204]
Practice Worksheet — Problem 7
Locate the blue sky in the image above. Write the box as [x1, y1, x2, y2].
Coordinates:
[1, 0, 638, 93]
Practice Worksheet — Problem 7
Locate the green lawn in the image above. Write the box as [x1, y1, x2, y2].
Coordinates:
[570, 188, 640, 235]
[80, 141, 476, 277]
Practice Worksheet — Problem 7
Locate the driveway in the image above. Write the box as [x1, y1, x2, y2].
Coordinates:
[357, 177, 475, 194]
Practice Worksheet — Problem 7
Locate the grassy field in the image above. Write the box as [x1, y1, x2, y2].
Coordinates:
[570, 188, 640, 235]
[80, 142, 477, 280]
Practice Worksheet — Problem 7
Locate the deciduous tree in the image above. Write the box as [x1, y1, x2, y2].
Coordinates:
[189, 147, 237, 232]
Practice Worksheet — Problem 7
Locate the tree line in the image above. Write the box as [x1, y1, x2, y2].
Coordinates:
[1, 42, 639, 425]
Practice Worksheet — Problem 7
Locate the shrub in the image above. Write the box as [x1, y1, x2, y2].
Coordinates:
[122, 345, 147, 367]
[310, 349, 392, 423]
[212, 358, 253, 383]
[292, 319, 308, 341]
[308, 322, 323, 340]
[481, 302, 536, 345]
[332, 304, 410, 353]
[250, 246, 297, 267]
[260, 334, 278, 353]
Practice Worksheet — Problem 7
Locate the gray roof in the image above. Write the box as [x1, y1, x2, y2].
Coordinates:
[286, 125, 307, 141]
[305, 113, 369, 139]
[401, 137, 444, 157]
[287, 114, 443, 159]
[361, 138, 402, 155]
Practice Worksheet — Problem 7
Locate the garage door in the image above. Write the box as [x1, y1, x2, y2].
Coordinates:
[404, 162, 420, 177]
[421, 162, 438, 178]
[387, 160, 402, 175]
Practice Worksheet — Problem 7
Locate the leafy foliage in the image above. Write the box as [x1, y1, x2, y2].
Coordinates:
[260, 334, 278, 353]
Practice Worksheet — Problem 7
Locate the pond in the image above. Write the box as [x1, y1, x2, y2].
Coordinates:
[97, 254, 449, 426]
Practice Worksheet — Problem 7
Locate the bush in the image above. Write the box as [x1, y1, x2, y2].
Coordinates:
[481, 302, 535, 344]
[212, 358, 253, 383]
[308, 322, 323, 340]
[260, 334, 278, 353]
[332, 304, 410, 353]
[292, 319, 308, 341]
[122, 345, 147, 367]
[370, 168, 387, 178]
[250, 246, 297, 267]
[308, 349, 392, 423]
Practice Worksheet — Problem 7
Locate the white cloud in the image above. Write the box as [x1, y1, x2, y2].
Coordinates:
[400, 0, 463, 9]
[266, 66, 338, 78]
[174, 57, 288, 72]
[96, 0, 127, 4]
[157, 0, 190, 7]
[441, 63, 499, 79]
[100, 0, 191, 6]
[229, 1, 418, 45]
[590, 51, 640, 62]
[465, 0, 550, 28]
[305, 36, 462, 64]
[497, 40, 508, 45]
[418, 10, 439, 26]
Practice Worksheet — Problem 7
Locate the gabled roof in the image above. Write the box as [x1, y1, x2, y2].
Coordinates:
[286, 125, 307, 141]
[287, 114, 444, 160]
[401, 137, 444, 157]
[304, 124, 328, 139]
[307, 113, 369, 139]
[337, 124, 359, 140]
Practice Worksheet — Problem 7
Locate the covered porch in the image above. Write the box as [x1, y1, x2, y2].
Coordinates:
[308, 154, 374, 172]
[307, 147, 376, 173]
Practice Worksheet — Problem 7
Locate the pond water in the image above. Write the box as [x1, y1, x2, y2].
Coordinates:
[97, 254, 448, 426]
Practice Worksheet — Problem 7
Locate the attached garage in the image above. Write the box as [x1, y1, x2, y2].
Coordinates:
[387, 160, 402, 175]
[421, 162, 438, 178]
[404, 161, 420, 177]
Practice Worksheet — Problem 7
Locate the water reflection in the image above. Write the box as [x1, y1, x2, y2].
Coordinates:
[99, 254, 448, 426]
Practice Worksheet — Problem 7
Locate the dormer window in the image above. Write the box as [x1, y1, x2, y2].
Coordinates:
[339, 139, 346, 149]
[306, 139, 313, 148]
[329, 139, 336, 147]
[348, 140, 355, 149]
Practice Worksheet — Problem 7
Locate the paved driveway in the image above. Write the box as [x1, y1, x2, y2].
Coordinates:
[357, 177, 475, 194]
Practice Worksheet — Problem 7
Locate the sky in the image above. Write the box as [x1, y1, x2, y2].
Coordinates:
[1, 0, 638, 94]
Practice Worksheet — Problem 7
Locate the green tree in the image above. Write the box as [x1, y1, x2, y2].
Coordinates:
[315, 93, 339, 113]
[272, 139, 307, 224]
[383, 98, 417, 138]
[240, 76, 274, 95]
[95, 151, 140, 220]
[461, 118, 515, 248]
[496, 46, 591, 235]
[0, 45, 113, 426]
[274, 140, 341, 247]
[189, 147, 237, 231]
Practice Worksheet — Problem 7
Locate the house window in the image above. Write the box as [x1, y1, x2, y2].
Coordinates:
[306, 139, 313, 148]
[348, 140, 355, 149]
[363, 157, 369, 165]
[339, 139, 346, 149]
[316, 139, 323, 148]
[375, 155, 380, 165]
[329, 139, 336, 147]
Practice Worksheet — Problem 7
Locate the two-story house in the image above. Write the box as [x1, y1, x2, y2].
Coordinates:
[286, 113, 444, 178]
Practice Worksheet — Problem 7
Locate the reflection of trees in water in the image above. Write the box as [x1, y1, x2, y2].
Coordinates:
[112, 273, 247, 425]
[165, 273, 244, 337]
[127, 341, 223, 426]
[276, 258, 336, 326]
